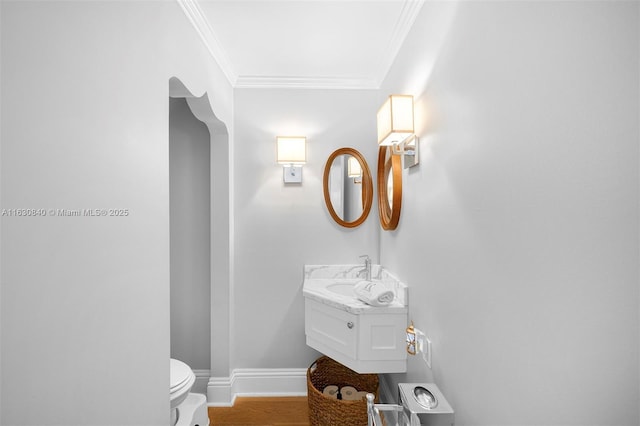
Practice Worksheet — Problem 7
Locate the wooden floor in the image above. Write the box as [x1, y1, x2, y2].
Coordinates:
[208, 396, 311, 426]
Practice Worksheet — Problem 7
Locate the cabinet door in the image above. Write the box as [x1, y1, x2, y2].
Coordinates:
[358, 313, 406, 361]
[305, 299, 357, 359]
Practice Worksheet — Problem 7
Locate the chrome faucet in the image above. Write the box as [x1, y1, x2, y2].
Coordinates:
[359, 254, 371, 281]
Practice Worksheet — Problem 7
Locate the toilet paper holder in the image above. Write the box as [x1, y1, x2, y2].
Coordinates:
[366, 393, 406, 426]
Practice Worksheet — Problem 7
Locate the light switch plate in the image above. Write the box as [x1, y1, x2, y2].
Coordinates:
[423, 336, 432, 368]
[415, 328, 432, 368]
[283, 165, 302, 183]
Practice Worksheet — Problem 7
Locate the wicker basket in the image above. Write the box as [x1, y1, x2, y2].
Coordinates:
[307, 356, 379, 426]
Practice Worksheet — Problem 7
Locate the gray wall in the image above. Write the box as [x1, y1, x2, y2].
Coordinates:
[231, 88, 380, 369]
[379, 2, 639, 424]
[0, 2, 233, 425]
[170, 97, 211, 370]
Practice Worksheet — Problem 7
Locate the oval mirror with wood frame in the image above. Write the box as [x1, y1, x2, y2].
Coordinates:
[377, 146, 402, 230]
[323, 148, 373, 228]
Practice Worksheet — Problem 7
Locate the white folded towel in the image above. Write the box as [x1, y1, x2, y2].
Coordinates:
[354, 280, 395, 306]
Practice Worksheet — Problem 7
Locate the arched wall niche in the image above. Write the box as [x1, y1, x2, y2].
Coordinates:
[169, 76, 231, 380]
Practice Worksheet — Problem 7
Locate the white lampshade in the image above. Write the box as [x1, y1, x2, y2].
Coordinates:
[276, 136, 306, 164]
[376, 95, 414, 146]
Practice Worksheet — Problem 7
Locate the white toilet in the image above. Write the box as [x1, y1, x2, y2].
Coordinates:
[170, 358, 209, 426]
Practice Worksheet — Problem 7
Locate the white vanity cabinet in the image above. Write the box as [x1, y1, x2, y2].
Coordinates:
[305, 298, 407, 373]
[302, 264, 409, 374]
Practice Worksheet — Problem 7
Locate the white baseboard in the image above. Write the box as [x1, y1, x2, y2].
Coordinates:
[192, 369, 210, 395]
[206, 368, 396, 407]
[207, 368, 308, 406]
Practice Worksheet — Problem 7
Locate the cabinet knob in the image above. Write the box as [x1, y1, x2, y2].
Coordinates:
[347, 321, 354, 329]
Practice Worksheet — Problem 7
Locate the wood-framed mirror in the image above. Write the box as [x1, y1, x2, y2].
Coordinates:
[323, 148, 373, 228]
[377, 146, 402, 230]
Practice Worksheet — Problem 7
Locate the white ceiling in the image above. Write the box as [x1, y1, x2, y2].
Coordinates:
[178, 0, 425, 89]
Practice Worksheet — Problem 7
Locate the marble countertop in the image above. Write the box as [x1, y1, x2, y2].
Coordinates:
[302, 264, 408, 314]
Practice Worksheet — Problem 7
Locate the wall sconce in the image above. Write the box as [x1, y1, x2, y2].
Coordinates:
[376, 94, 419, 168]
[347, 155, 362, 184]
[276, 136, 306, 183]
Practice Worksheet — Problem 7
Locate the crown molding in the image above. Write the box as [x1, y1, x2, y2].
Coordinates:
[177, 0, 424, 90]
[374, 0, 425, 86]
[176, 0, 238, 86]
[234, 75, 379, 90]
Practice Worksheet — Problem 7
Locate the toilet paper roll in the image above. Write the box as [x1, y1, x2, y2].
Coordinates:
[356, 391, 368, 401]
[340, 386, 359, 400]
[323, 385, 339, 399]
